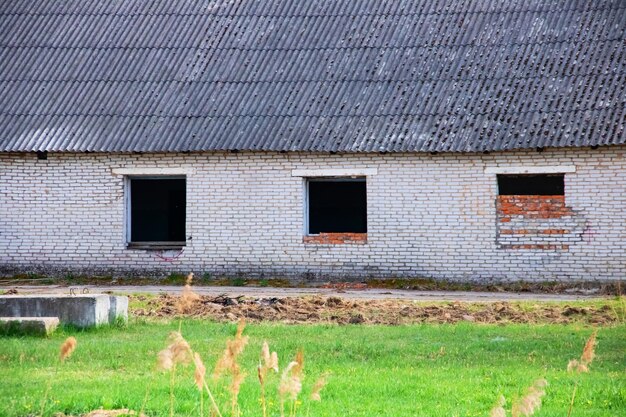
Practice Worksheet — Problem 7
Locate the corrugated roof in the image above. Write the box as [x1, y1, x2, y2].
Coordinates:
[0, 0, 624, 153]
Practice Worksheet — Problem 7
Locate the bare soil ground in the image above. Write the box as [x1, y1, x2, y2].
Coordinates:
[130, 294, 620, 325]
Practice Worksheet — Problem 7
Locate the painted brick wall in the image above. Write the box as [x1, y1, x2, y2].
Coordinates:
[1, 146, 625, 282]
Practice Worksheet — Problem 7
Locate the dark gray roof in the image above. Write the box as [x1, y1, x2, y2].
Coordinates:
[1, 0, 625, 153]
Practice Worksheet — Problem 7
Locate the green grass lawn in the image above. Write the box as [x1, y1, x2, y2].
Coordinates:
[0, 319, 624, 417]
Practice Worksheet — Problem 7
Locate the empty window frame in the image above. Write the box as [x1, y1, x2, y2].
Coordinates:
[127, 177, 186, 247]
[306, 178, 367, 234]
[497, 174, 564, 195]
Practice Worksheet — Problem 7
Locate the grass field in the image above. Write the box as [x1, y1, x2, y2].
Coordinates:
[1, 312, 624, 417]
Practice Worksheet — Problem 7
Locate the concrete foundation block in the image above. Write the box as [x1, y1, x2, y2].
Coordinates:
[0, 317, 60, 336]
[0, 295, 111, 328]
[108, 295, 129, 324]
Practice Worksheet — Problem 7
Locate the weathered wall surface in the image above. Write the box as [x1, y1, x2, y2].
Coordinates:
[1, 147, 624, 282]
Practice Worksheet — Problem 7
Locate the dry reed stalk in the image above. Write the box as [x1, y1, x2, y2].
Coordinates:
[580, 331, 597, 366]
[258, 365, 266, 417]
[490, 395, 507, 417]
[293, 349, 304, 377]
[213, 319, 249, 417]
[156, 330, 222, 417]
[177, 272, 201, 314]
[193, 352, 206, 390]
[310, 372, 329, 401]
[167, 330, 223, 417]
[157, 348, 174, 371]
[279, 359, 303, 417]
[168, 331, 193, 365]
[59, 336, 77, 362]
[511, 379, 548, 417]
[258, 341, 280, 417]
[231, 369, 246, 414]
[214, 319, 249, 378]
[262, 341, 270, 360]
[193, 352, 206, 417]
[156, 331, 194, 417]
[566, 330, 598, 375]
[258, 341, 280, 377]
[202, 380, 224, 417]
[42, 337, 79, 415]
[567, 331, 598, 417]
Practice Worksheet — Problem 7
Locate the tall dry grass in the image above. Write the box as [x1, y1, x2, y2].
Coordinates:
[176, 272, 201, 314]
[213, 318, 249, 417]
[41, 337, 79, 416]
[258, 341, 279, 417]
[566, 330, 598, 417]
[487, 330, 599, 417]
[59, 336, 77, 362]
[157, 330, 222, 417]
[489, 379, 547, 417]
[490, 395, 506, 417]
[310, 372, 329, 402]
[150, 276, 329, 417]
[511, 379, 548, 417]
[152, 322, 327, 417]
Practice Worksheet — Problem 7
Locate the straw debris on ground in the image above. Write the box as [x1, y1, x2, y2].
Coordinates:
[131, 294, 617, 325]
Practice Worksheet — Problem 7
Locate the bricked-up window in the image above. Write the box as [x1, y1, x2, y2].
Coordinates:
[495, 173, 577, 251]
[307, 178, 367, 235]
[129, 177, 186, 247]
[497, 174, 564, 195]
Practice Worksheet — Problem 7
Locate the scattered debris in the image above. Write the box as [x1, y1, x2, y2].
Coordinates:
[130, 295, 617, 325]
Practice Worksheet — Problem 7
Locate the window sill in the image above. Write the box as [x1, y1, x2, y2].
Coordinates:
[303, 233, 367, 245]
[127, 242, 186, 250]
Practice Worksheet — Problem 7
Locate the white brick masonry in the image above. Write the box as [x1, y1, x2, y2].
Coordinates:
[1, 147, 625, 282]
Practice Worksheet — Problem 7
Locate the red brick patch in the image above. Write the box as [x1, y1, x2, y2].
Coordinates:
[303, 233, 368, 244]
[499, 229, 569, 235]
[497, 195, 573, 219]
[496, 195, 579, 251]
[502, 244, 570, 251]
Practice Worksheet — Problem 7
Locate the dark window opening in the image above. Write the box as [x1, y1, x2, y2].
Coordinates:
[308, 179, 367, 234]
[497, 174, 564, 195]
[130, 177, 186, 245]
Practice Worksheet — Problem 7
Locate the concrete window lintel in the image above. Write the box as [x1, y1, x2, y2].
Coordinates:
[112, 167, 193, 176]
[291, 168, 377, 177]
[484, 165, 576, 174]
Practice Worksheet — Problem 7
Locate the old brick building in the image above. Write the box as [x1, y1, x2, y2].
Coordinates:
[1, 0, 625, 282]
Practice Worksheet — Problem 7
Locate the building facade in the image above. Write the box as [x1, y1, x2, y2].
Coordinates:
[1, 0, 625, 281]
[2, 146, 624, 281]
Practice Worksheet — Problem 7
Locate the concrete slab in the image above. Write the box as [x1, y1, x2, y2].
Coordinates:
[0, 295, 110, 327]
[108, 295, 128, 324]
[0, 317, 59, 336]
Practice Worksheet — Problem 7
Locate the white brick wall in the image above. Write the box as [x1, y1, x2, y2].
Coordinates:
[1, 146, 625, 282]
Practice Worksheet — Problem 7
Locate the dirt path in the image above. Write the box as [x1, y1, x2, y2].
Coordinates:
[2, 284, 603, 302]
